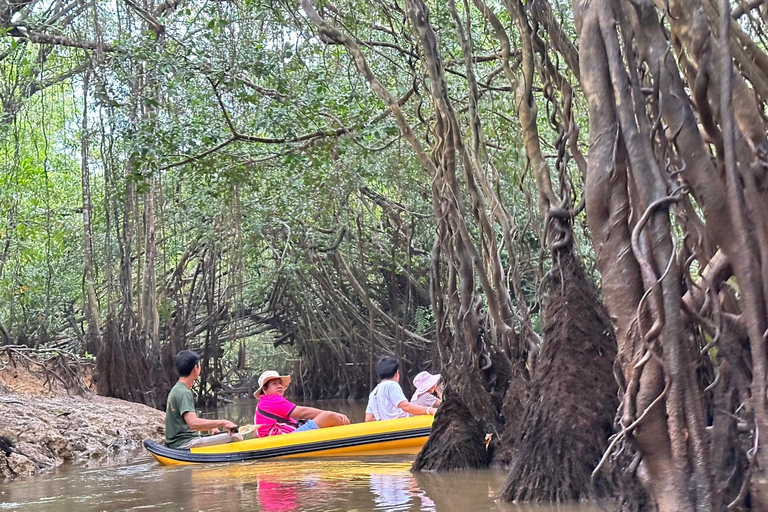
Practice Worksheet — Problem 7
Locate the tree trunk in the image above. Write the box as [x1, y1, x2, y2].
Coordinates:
[571, 0, 729, 507]
[95, 73, 155, 407]
[500, 250, 618, 500]
[80, 70, 103, 357]
[142, 174, 160, 350]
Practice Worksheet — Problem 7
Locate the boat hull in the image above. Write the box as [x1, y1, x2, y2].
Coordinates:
[144, 415, 433, 465]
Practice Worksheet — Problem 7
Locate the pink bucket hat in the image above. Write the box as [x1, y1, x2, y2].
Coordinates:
[413, 371, 441, 397]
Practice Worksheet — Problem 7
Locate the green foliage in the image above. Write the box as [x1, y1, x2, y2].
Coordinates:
[414, 306, 435, 336]
[0, 0, 591, 367]
[0, 88, 83, 337]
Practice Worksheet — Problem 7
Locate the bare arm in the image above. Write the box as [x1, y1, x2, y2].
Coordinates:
[182, 411, 237, 433]
[290, 405, 323, 420]
[365, 413, 376, 422]
[398, 401, 434, 416]
[292, 406, 350, 426]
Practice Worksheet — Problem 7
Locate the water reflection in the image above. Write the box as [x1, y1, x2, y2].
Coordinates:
[369, 471, 436, 511]
[258, 481, 297, 512]
[188, 459, 428, 511]
[0, 453, 614, 512]
[370, 472, 413, 510]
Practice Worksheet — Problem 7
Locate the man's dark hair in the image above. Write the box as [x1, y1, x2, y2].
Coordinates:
[176, 350, 200, 377]
[376, 356, 399, 379]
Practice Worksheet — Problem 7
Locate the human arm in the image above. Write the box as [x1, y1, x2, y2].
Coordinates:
[290, 405, 322, 420]
[291, 405, 349, 425]
[365, 397, 376, 422]
[397, 401, 435, 416]
[381, 381, 434, 416]
[182, 411, 237, 433]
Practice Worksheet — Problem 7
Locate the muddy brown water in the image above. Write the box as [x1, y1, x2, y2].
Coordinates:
[0, 399, 611, 512]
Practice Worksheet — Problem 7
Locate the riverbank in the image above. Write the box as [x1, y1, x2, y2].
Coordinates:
[0, 350, 165, 479]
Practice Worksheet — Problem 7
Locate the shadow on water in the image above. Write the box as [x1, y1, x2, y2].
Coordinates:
[0, 399, 613, 512]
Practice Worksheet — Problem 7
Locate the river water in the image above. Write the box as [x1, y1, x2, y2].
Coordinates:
[0, 399, 610, 512]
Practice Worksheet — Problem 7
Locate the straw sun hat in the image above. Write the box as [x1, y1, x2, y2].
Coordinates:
[255, 370, 291, 397]
[413, 371, 441, 397]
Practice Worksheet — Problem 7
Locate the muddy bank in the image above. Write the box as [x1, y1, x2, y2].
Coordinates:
[0, 349, 165, 479]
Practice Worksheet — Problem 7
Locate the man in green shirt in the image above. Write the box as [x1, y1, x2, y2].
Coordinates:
[165, 350, 242, 449]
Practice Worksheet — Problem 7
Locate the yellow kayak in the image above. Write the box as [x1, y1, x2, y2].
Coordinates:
[144, 415, 433, 465]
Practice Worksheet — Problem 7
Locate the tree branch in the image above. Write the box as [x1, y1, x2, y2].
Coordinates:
[7, 26, 114, 51]
[162, 78, 416, 169]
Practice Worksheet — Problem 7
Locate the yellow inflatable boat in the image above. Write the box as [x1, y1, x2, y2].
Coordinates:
[144, 415, 433, 465]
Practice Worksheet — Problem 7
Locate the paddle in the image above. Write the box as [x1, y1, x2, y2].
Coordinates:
[236, 424, 256, 437]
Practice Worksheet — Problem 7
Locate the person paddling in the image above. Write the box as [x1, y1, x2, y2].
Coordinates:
[253, 370, 350, 437]
[365, 356, 436, 422]
[165, 350, 243, 449]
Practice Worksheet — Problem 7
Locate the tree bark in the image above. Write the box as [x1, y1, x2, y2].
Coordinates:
[80, 70, 103, 357]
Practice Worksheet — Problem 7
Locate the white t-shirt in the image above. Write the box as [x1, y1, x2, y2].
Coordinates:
[366, 380, 409, 421]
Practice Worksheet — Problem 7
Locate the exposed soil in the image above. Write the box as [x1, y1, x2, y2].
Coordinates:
[0, 351, 164, 480]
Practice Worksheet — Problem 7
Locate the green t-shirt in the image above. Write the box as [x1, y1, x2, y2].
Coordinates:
[165, 381, 199, 448]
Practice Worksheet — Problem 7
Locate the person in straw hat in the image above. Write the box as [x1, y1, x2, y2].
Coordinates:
[253, 370, 350, 437]
[410, 371, 442, 409]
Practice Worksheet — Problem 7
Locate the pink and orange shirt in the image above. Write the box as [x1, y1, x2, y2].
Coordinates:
[255, 394, 298, 437]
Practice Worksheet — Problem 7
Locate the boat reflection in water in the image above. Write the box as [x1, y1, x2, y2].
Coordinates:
[257, 480, 298, 512]
[183, 459, 604, 512]
[369, 471, 436, 511]
[189, 459, 438, 511]
[0, 452, 609, 512]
